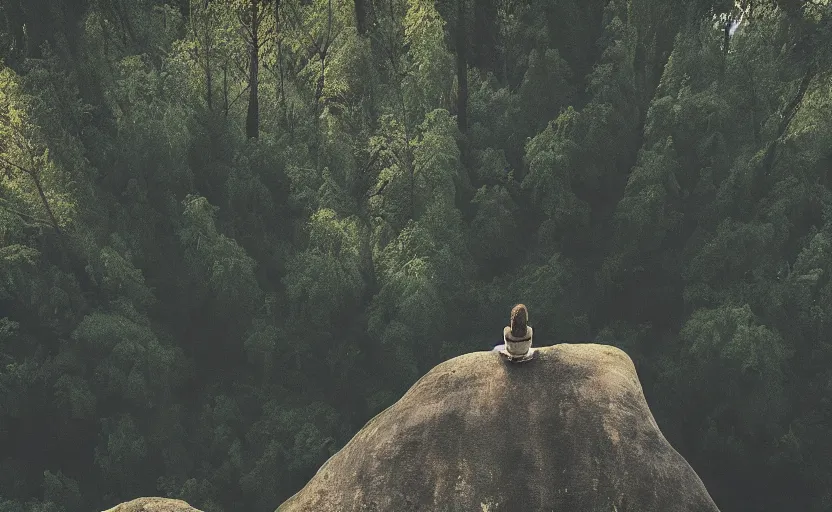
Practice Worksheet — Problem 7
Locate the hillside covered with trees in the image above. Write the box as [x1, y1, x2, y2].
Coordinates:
[0, 0, 830, 510]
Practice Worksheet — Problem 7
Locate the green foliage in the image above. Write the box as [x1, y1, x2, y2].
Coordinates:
[42, 471, 83, 512]
[0, 66, 77, 232]
[617, 138, 684, 247]
[179, 194, 262, 312]
[402, 0, 454, 118]
[1, 1, 832, 511]
[284, 208, 363, 326]
[412, 109, 460, 210]
[522, 110, 590, 245]
[94, 415, 149, 492]
[468, 185, 518, 263]
[683, 305, 788, 381]
[517, 48, 574, 135]
[510, 254, 587, 340]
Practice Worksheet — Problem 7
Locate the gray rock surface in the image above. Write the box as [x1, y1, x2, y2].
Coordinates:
[277, 343, 721, 512]
[102, 497, 202, 512]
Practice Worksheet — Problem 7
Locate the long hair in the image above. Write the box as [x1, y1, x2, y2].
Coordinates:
[510, 304, 528, 338]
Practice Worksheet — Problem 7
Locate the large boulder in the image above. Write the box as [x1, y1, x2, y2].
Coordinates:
[277, 343, 720, 512]
[102, 497, 202, 512]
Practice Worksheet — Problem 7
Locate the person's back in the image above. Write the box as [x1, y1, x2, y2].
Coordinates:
[494, 303, 535, 362]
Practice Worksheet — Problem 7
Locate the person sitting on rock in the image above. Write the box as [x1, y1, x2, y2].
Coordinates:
[493, 303, 535, 362]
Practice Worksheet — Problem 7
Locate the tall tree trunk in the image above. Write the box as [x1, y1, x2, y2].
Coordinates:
[354, 0, 368, 35]
[246, 0, 261, 139]
[471, 0, 497, 72]
[755, 63, 815, 197]
[743, 62, 760, 144]
[721, 19, 731, 78]
[763, 63, 814, 169]
[223, 64, 229, 117]
[206, 56, 214, 111]
[108, 0, 136, 46]
[455, 0, 468, 136]
[6, 0, 25, 67]
[275, 0, 286, 113]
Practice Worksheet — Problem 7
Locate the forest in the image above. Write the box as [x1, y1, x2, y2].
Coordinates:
[0, 0, 830, 510]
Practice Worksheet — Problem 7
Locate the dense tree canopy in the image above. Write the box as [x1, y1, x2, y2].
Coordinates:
[0, 0, 831, 510]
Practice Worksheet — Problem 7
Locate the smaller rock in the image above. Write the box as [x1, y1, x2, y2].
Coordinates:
[102, 497, 202, 512]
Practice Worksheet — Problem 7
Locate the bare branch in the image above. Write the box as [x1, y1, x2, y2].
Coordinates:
[285, 1, 324, 55]
[324, 0, 334, 54]
[229, 84, 252, 110]
[367, 179, 389, 199]
[0, 154, 62, 234]
[0, 154, 36, 178]
[0, 196, 53, 227]
[237, 8, 256, 42]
